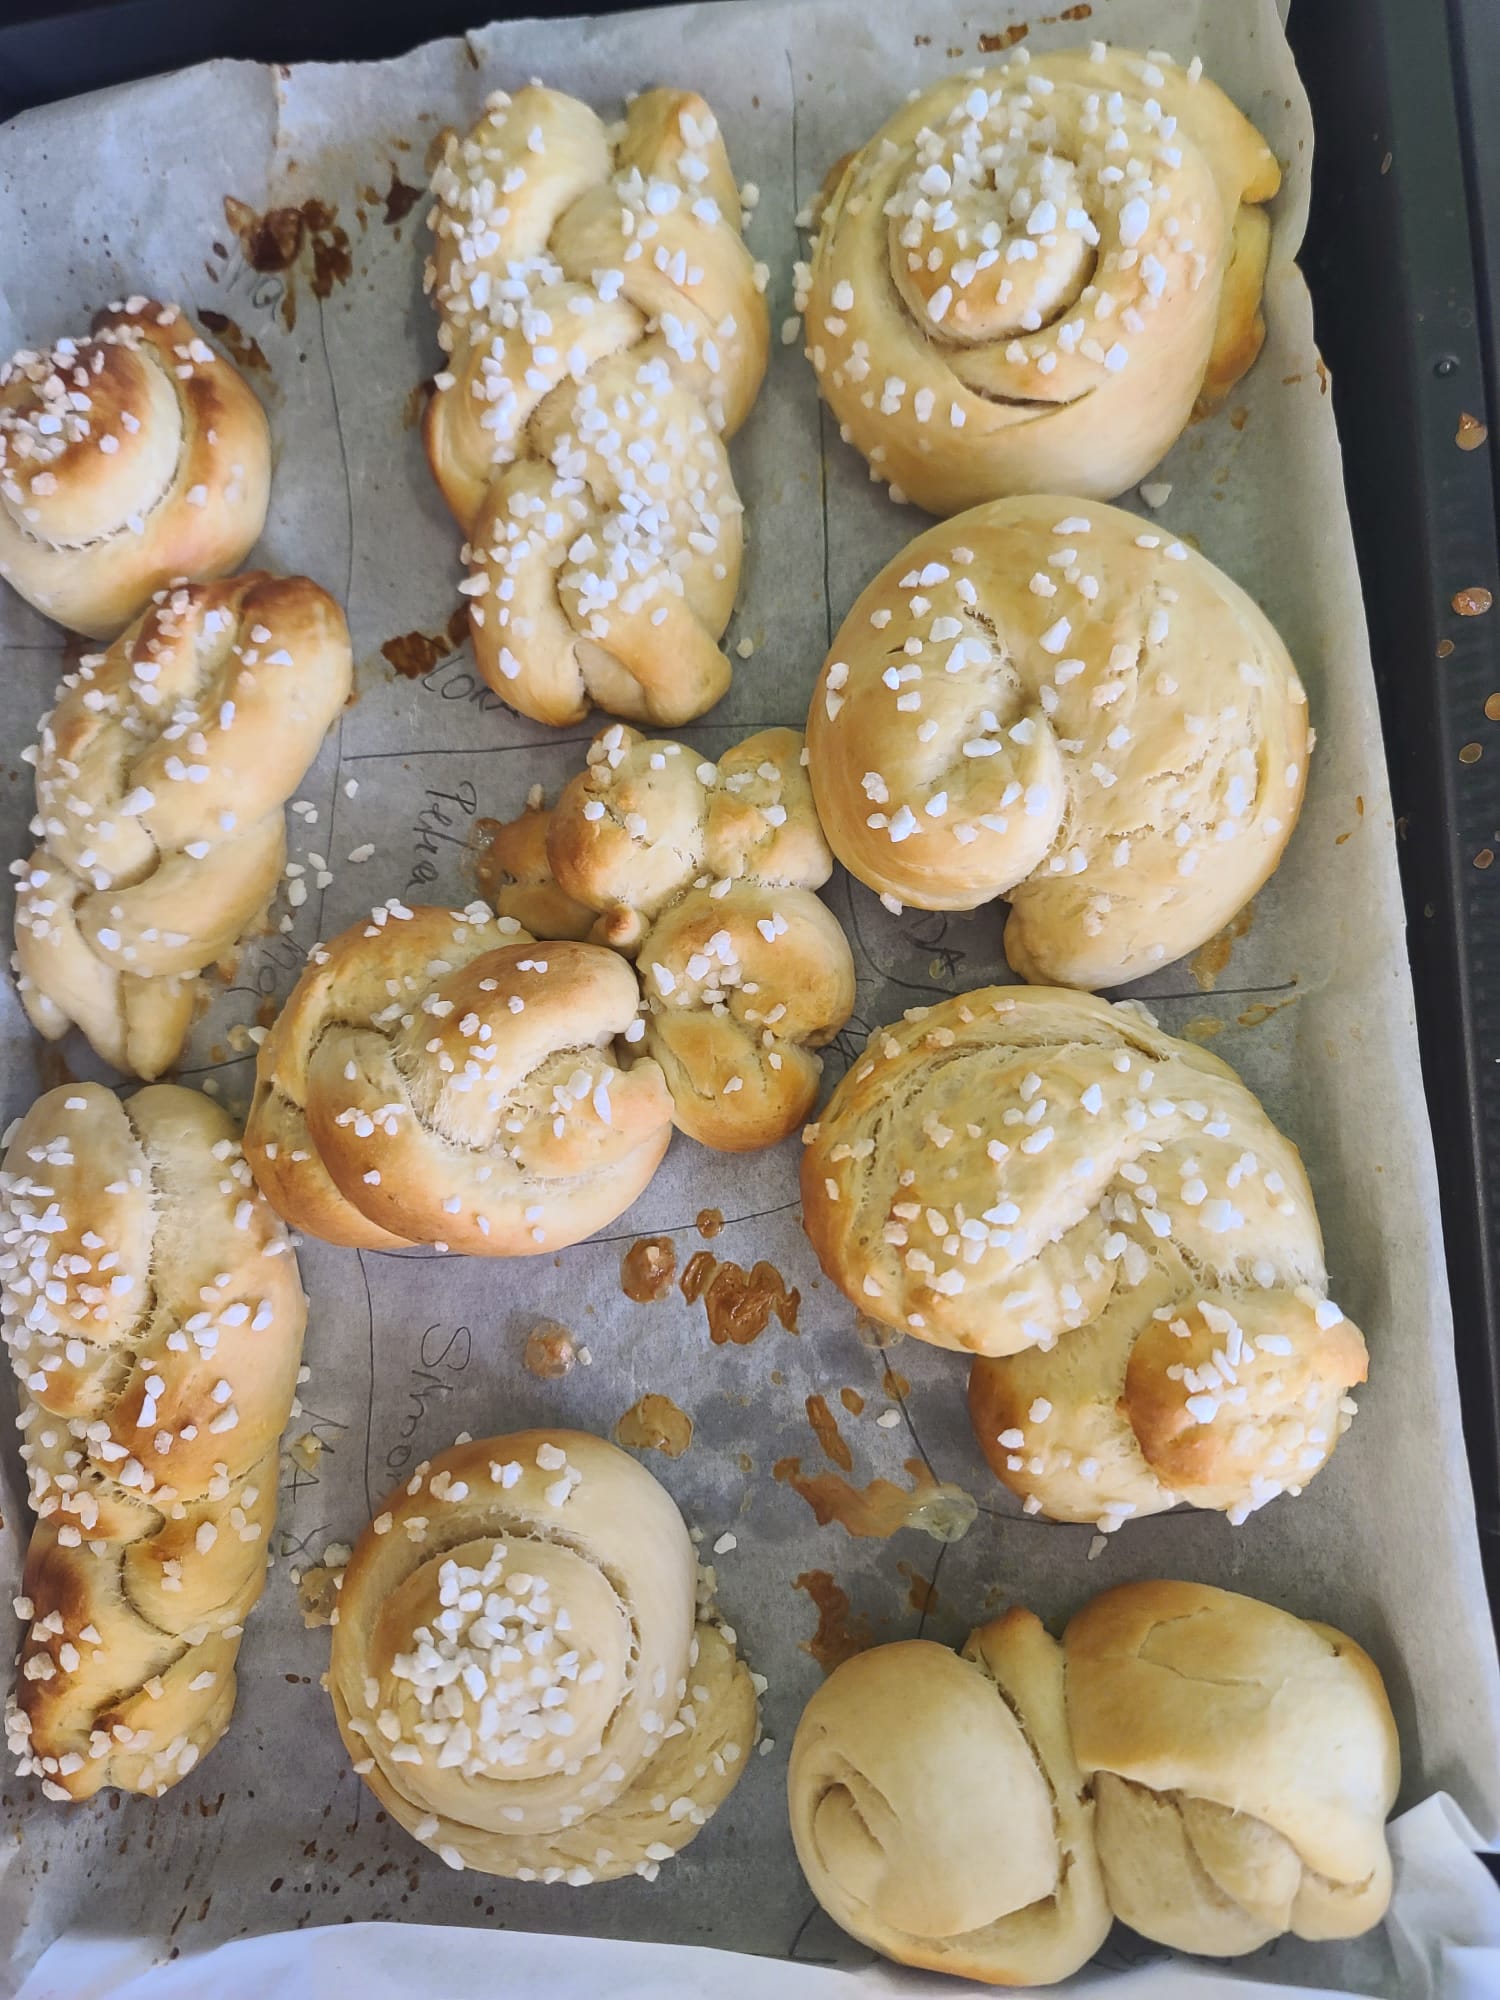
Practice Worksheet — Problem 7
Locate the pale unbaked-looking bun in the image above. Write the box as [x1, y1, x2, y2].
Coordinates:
[478, 722, 856, 1151]
[12, 572, 352, 1080]
[797, 45, 1279, 515]
[1, 1082, 306, 1799]
[330, 1430, 756, 1880]
[805, 494, 1307, 992]
[802, 986, 1364, 1531]
[243, 901, 674, 1254]
[787, 1609, 1111, 1986]
[1064, 1579, 1400, 1954]
[426, 84, 768, 727]
[0, 299, 271, 638]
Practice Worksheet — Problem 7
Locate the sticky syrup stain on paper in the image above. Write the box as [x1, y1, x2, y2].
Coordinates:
[288, 1433, 324, 1473]
[1238, 994, 1299, 1029]
[840, 1388, 865, 1416]
[795, 1571, 872, 1673]
[774, 1457, 976, 1543]
[1453, 586, 1494, 618]
[1457, 413, 1489, 451]
[805, 1394, 853, 1473]
[198, 310, 269, 373]
[977, 25, 1028, 50]
[897, 1560, 940, 1616]
[523, 1320, 577, 1379]
[1181, 1015, 1225, 1043]
[1189, 901, 1255, 992]
[380, 605, 469, 680]
[621, 1235, 677, 1302]
[615, 1393, 693, 1458]
[695, 1208, 725, 1239]
[680, 1252, 799, 1345]
[296, 1566, 341, 1629]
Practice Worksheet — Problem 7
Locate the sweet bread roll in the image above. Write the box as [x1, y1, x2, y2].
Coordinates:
[805, 494, 1306, 990]
[1064, 1580, 1400, 1953]
[787, 1609, 1110, 1985]
[243, 902, 673, 1253]
[12, 572, 352, 1080]
[0, 300, 271, 638]
[329, 1429, 756, 1880]
[477, 722, 856, 1150]
[0, 1082, 306, 1798]
[803, 986, 1363, 1526]
[425, 84, 768, 727]
[796, 46, 1278, 514]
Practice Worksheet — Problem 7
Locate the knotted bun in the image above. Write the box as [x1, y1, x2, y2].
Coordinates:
[0, 1082, 306, 1798]
[806, 494, 1307, 991]
[0, 300, 271, 638]
[797, 45, 1278, 514]
[802, 986, 1364, 1529]
[478, 722, 856, 1150]
[1064, 1580, 1400, 1954]
[12, 571, 352, 1080]
[244, 902, 674, 1253]
[425, 84, 768, 726]
[329, 1430, 756, 1881]
[787, 1609, 1110, 1985]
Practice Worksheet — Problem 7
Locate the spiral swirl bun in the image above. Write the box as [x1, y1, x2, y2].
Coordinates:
[806, 495, 1307, 991]
[797, 46, 1279, 515]
[330, 1430, 756, 1881]
[1065, 1581, 1400, 1954]
[1, 1083, 305, 1799]
[12, 572, 352, 1081]
[0, 300, 271, 638]
[425, 85, 768, 726]
[787, 1609, 1110, 1985]
[802, 987, 1364, 1528]
[478, 722, 856, 1150]
[244, 903, 673, 1254]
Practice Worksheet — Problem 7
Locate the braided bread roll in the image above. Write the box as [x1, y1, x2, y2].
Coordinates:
[0, 300, 271, 638]
[425, 84, 768, 727]
[329, 1430, 756, 1880]
[787, 1609, 1110, 1985]
[478, 722, 856, 1150]
[806, 494, 1307, 991]
[243, 901, 673, 1253]
[11, 572, 352, 1081]
[803, 987, 1364, 1530]
[0, 1082, 305, 1799]
[1065, 1580, 1400, 1953]
[797, 45, 1278, 514]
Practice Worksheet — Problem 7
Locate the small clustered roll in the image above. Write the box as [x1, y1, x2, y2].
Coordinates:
[11, 572, 352, 1081]
[478, 721, 856, 1150]
[796, 45, 1279, 515]
[243, 901, 674, 1254]
[425, 83, 769, 727]
[787, 1609, 1111, 1986]
[0, 1082, 306, 1799]
[805, 494, 1308, 992]
[0, 299, 271, 638]
[328, 1430, 757, 1881]
[788, 1579, 1401, 1985]
[802, 986, 1365, 1533]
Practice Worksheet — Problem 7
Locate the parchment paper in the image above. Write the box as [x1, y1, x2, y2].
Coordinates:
[1, 0, 1498, 1993]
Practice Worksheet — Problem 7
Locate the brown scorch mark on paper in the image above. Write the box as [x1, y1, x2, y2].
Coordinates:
[621, 1235, 677, 1302]
[898, 1559, 940, 1616]
[978, 26, 1028, 51]
[840, 1387, 865, 1416]
[1190, 901, 1255, 992]
[615, 1393, 693, 1458]
[1238, 995, 1299, 1029]
[1457, 413, 1489, 451]
[1454, 586, 1494, 617]
[1181, 1015, 1225, 1043]
[198, 310, 269, 373]
[805, 1394, 853, 1473]
[523, 1320, 577, 1378]
[774, 1456, 976, 1543]
[221, 196, 353, 329]
[402, 381, 432, 430]
[680, 1252, 800, 1345]
[383, 171, 424, 225]
[695, 1208, 725, 1239]
[381, 606, 470, 680]
[795, 1570, 871, 1673]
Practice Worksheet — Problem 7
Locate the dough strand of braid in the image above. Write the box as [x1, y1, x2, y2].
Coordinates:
[802, 986, 1366, 1533]
[424, 83, 769, 726]
[243, 901, 675, 1253]
[795, 44, 1279, 514]
[477, 721, 856, 1151]
[1, 1082, 306, 1800]
[11, 571, 352, 1080]
[329, 1430, 756, 1880]
[0, 298, 271, 637]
